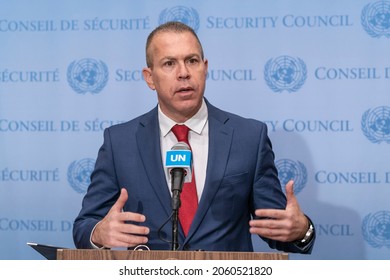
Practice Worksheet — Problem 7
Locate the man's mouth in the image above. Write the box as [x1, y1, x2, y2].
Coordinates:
[176, 87, 193, 93]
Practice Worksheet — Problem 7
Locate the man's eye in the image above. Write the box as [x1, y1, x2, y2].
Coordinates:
[188, 58, 198, 64]
[164, 61, 174, 66]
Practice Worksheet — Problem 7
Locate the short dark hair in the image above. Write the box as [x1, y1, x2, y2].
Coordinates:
[145, 21, 204, 68]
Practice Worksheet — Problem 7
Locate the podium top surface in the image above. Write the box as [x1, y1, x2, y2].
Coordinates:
[57, 249, 288, 260]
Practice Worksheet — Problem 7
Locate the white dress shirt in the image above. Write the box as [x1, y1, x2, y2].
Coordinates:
[158, 99, 209, 201]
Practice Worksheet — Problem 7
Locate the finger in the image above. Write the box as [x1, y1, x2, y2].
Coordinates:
[249, 226, 289, 241]
[103, 232, 149, 248]
[249, 218, 283, 230]
[254, 208, 284, 219]
[110, 188, 128, 213]
[117, 234, 149, 248]
[119, 223, 150, 236]
[285, 180, 295, 202]
[119, 211, 146, 223]
[115, 224, 149, 247]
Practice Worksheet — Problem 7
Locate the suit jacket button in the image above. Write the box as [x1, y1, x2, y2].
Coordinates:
[183, 244, 190, 251]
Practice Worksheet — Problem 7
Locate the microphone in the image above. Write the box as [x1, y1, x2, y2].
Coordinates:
[165, 142, 192, 251]
[165, 142, 192, 210]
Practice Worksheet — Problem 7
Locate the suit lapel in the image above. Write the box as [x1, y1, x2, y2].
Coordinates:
[136, 107, 172, 216]
[186, 102, 233, 239]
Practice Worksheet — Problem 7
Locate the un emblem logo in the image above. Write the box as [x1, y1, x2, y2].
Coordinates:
[361, 1, 390, 38]
[362, 211, 390, 249]
[159, 6, 200, 32]
[361, 106, 390, 144]
[67, 158, 96, 193]
[264, 56, 307, 93]
[275, 159, 307, 195]
[67, 58, 109, 94]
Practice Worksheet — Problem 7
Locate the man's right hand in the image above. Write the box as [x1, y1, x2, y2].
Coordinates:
[91, 188, 150, 248]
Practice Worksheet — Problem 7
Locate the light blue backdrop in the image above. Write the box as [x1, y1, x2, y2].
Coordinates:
[1, 0, 389, 260]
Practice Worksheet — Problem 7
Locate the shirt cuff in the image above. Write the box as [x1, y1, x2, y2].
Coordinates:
[89, 221, 108, 249]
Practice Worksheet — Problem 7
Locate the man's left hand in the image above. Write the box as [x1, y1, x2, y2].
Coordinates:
[249, 180, 309, 242]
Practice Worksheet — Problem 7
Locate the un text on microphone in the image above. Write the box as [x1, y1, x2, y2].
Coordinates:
[165, 148, 192, 184]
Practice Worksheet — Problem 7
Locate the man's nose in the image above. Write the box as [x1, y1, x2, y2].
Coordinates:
[177, 62, 190, 80]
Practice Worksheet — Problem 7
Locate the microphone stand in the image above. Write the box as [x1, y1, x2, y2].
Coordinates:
[170, 168, 185, 251]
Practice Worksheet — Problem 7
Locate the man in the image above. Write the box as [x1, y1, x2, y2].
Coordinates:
[73, 21, 315, 253]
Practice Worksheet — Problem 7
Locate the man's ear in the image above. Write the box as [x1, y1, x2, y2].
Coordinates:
[142, 67, 155, 90]
[203, 58, 209, 78]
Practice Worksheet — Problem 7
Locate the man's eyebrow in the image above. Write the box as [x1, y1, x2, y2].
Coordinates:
[186, 53, 201, 58]
[161, 56, 176, 60]
[164, 53, 201, 59]
[158, 54, 201, 63]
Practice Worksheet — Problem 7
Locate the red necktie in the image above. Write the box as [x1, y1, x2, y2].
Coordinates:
[171, 124, 198, 236]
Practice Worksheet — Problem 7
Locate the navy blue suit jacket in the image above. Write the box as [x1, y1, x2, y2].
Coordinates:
[73, 100, 314, 253]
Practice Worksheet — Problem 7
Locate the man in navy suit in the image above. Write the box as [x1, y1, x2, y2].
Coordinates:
[73, 21, 315, 253]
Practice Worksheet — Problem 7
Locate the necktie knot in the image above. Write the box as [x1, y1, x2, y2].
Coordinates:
[171, 124, 190, 144]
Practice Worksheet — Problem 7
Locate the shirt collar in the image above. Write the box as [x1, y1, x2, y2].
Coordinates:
[158, 98, 208, 137]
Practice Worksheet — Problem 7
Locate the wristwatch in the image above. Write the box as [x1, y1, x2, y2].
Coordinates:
[296, 220, 314, 245]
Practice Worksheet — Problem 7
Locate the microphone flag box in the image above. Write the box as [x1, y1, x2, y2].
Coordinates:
[166, 150, 192, 182]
